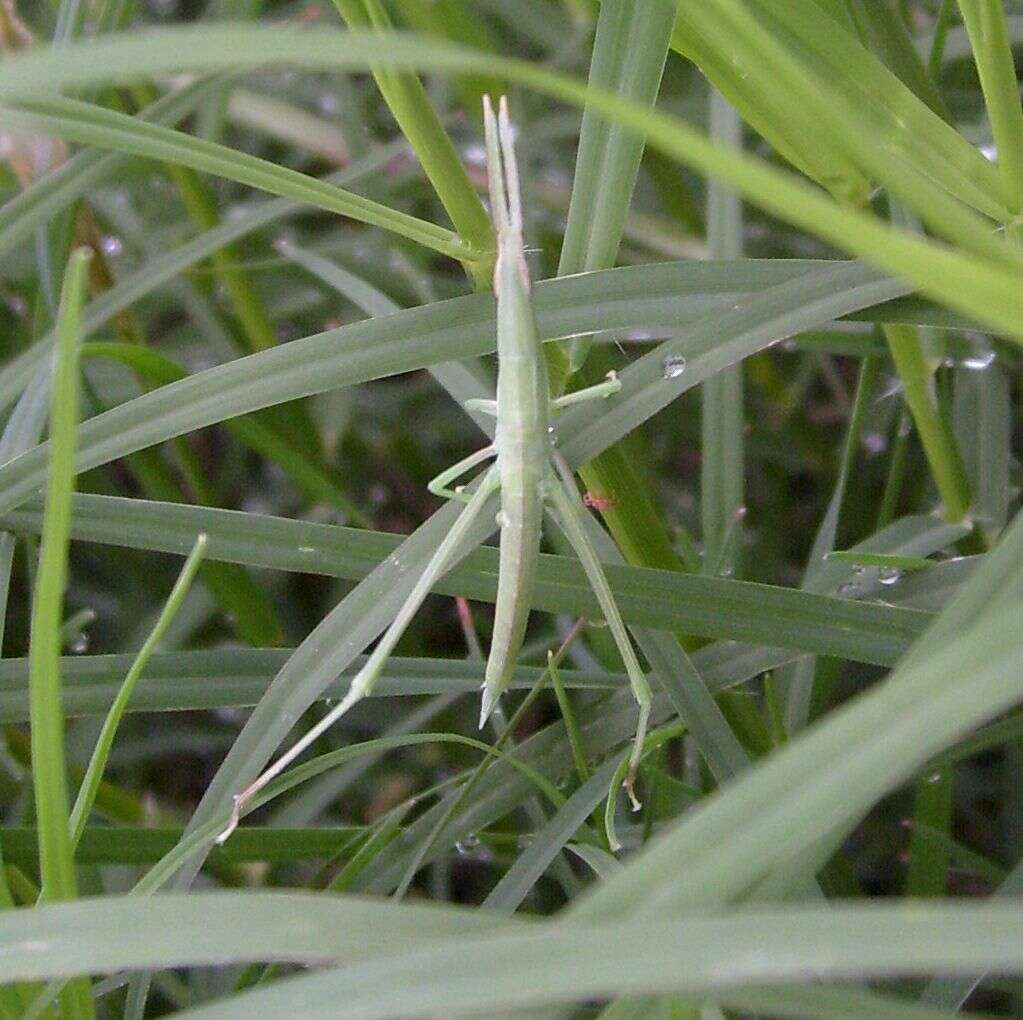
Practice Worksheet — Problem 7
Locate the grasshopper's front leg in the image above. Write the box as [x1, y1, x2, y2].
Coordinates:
[547, 452, 652, 811]
[550, 370, 621, 411]
[428, 444, 496, 503]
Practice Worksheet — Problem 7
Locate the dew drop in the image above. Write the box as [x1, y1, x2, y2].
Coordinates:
[878, 567, 901, 586]
[961, 349, 996, 371]
[317, 93, 338, 115]
[455, 832, 481, 855]
[100, 235, 123, 257]
[662, 355, 687, 380]
[70, 634, 89, 654]
[926, 771, 943, 784]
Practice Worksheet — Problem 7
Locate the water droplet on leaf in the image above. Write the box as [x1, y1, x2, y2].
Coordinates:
[662, 355, 687, 380]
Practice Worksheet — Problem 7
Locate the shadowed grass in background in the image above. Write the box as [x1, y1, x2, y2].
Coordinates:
[0, 0, 1022, 1018]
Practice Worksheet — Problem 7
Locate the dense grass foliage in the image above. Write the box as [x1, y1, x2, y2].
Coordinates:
[1, 0, 1023, 1017]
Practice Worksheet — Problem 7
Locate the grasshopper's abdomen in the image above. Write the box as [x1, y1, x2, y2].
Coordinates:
[481, 239, 552, 719]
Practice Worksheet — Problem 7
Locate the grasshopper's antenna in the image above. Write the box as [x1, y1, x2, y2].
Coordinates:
[482, 95, 508, 235]
[497, 95, 523, 236]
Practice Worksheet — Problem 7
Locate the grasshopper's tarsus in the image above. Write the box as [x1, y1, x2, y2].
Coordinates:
[551, 370, 622, 410]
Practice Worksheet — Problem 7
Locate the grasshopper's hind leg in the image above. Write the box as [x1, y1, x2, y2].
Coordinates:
[546, 455, 651, 811]
[218, 468, 500, 843]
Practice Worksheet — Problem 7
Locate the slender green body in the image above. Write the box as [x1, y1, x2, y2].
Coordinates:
[482, 117, 552, 721]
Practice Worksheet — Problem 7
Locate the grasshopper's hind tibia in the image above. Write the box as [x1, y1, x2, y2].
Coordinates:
[548, 453, 652, 811]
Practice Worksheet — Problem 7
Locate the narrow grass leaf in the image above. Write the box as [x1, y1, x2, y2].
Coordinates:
[67, 534, 207, 847]
[0, 94, 474, 262]
[26, 247, 94, 1020]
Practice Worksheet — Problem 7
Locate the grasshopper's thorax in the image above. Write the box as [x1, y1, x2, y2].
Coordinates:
[494, 241, 552, 464]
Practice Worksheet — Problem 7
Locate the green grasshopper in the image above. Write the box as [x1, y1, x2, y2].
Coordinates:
[219, 96, 651, 842]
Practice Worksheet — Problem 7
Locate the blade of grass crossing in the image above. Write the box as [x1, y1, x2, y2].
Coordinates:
[954, 358, 1011, 543]
[783, 356, 880, 734]
[0, 28, 1021, 338]
[26, 247, 95, 1020]
[0, 138, 410, 416]
[905, 755, 954, 898]
[67, 534, 207, 846]
[0, 75, 224, 262]
[842, 0, 951, 119]
[956, 0, 1023, 219]
[329, 0, 494, 287]
[569, 524, 1023, 920]
[553, 0, 686, 610]
[700, 89, 744, 578]
[0, 94, 475, 263]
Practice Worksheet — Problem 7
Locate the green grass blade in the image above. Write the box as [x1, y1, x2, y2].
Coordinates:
[0, 262, 909, 522]
[905, 758, 954, 898]
[18, 899, 1023, 1017]
[843, 0, 950, 118]
[330, 0, 494, 287]
[0, 650, 619, 722]
[558, 0, 675, 278]
[0, 368, 53, 650]
[26, 247, 95, 1020]
[0, 93, 474, 263]
[0, 27, 1020, 338]
[483, 757, 620, 913]
[127, 82, 279, 356]
[954, 357, 1011, 542]
[957, 0, 1023, 217]
[884, 321, 970, 522]
[781, 356, 880, 733]
[700, 90, 744, 578]
[0, 138, 408, 415]
[67, 534, 207, 847]
[0, 76, 221, 262]
[1, 493, 931, 665]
